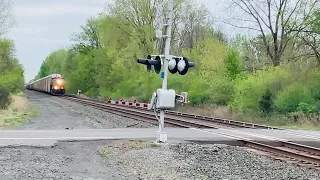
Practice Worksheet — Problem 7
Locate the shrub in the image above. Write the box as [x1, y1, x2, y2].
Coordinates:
[188, 78, 210, 105]
[230, 66, 291, 112]
[296, 102, 317, 114]
[223, 49, 244, 81]
[0, 87, 10, 109]
[259, 88, 273, 115]
[207, 75, 235, 105]
[274, 83, 314, 113]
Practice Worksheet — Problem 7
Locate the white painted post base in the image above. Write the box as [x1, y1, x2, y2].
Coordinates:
[156, 131, 167, 143]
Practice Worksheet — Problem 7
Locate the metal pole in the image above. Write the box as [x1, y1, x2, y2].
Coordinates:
[162, 0, 173, 90]
[157, 0, 173, 143]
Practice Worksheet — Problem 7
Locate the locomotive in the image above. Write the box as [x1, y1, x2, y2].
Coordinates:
[26, 74, 66, 95]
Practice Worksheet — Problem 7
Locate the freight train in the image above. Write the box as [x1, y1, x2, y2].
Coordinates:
[26, 74, 66, 95]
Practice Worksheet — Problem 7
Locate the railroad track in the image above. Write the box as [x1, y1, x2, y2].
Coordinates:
[60, 95, 320, 169]
[61, 96, 218, 128]
[62, 95, 278, 129]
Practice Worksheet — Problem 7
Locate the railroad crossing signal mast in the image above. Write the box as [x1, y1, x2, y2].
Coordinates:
[137, 0, 194, 143]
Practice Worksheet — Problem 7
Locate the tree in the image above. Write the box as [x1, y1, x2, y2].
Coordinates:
[174, 1, 225, 53]
[0, 0, 14, 35]
[106, 0, 161, 54]
[226, 0, 318, 66]
[71, 18, 102, 55]
[0, 38, 15, 73]
[296, 9, 320, 66]
[0, 38, 24, 93]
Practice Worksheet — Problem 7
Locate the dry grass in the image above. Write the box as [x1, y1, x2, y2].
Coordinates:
[0, 93, 37, 128]
[78, 94, 90, 99]
[176, 104, 320, 130]
[176, 104, 234, 119]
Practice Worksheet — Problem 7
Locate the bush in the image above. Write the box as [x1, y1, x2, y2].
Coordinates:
[207, 75, 235, 105]
[188, 78, 210, 105]
[230, 66, 291, 112]
[296, 102, 317, 114]
[0, 71, 24, 93]
[0, 87, 10, 109]
[274, 83, 314, 113]
[259, 88, 273, 115]
[223, 49, 244, 81]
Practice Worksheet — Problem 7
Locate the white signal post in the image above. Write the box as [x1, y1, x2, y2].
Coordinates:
[136, 0, 194, 143]
[157, 0, 174, 143]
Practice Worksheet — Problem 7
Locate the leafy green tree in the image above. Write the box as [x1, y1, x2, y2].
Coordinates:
[33, 0, 320, 124]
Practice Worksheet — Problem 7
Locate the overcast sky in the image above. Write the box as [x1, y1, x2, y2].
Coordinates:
[5, 0, 243, 82]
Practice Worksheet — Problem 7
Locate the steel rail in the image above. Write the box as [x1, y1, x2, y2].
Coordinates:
[63, 94, 279, 129]
[165, 110, 278, 129]
[61, 95, 320, 169]
[62, 96, 218, 129]
[197, 129, 320, 169]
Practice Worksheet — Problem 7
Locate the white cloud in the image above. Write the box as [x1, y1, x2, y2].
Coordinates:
[14, 2, 104, 17]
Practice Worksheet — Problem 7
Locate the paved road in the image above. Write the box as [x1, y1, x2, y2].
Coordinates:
[2, 127, 320, 147]
[0, 128, 232, 147]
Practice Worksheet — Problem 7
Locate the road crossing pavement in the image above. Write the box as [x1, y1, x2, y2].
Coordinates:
[0, 127, 320, 147]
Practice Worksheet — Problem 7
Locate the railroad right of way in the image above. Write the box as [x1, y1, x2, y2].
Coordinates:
[61, 94, 320, 170]
[2, 90, 319, 179]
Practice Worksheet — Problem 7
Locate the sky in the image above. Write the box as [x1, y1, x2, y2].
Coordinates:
[4, 0, 246, 83]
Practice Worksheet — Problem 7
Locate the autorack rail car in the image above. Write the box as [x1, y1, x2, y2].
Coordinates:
[26, 74, 66, 95]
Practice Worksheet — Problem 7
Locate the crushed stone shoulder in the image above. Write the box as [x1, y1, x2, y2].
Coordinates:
[22, 90, 156, 130]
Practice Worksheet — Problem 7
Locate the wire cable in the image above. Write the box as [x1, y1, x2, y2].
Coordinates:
[152, 94, 164, 130]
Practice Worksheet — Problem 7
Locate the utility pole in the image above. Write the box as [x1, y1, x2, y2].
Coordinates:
[157, 0, 174, 143]
[136, 0, 194, 144]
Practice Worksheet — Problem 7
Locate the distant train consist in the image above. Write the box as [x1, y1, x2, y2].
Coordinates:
[26, 74, 66, 95]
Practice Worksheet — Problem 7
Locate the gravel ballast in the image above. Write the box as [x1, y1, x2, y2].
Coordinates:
[1, 139, 319, 179]
[23, 90, 156, 129]
[101, 139, 320, 180]
[0, 140, 128, 179]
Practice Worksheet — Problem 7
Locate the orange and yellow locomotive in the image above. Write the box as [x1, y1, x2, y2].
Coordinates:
[26, 74, 66, 96]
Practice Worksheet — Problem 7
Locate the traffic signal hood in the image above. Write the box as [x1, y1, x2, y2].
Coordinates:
[137, 55, 162, 74]
[137, 55, 194, 75]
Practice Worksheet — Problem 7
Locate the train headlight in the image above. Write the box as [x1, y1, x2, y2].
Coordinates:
[54, 86, 58, 89]
[56, 79, 62, 85]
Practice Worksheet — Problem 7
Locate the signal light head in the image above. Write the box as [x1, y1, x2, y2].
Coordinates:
[168, 58, 178, 74]
[137, 55, 162, 73]
[177, 59, 186, 72]
[137, 55, 194, 75]
[154, 56, 162, 74]
[177, 57, 189, 75]
[147, 55, 152, 72]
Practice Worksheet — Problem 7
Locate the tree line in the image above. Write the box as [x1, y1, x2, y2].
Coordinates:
[36, 0, 320, 120]
[0, 0, 24, 108]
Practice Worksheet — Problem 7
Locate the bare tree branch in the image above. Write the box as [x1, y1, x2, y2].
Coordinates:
[0, 0, 14, 35]
[227, 0, 318, 67]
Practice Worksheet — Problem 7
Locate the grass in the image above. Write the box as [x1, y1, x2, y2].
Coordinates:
[0, 92, 39, 129]
[176, 104, 320, 131]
